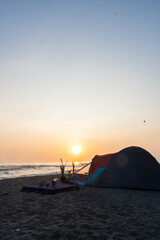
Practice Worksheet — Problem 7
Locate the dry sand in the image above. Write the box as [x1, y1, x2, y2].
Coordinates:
[0, 175, 160, 240]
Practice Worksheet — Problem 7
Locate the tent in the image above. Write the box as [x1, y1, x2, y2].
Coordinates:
[86, 146, 160, 191]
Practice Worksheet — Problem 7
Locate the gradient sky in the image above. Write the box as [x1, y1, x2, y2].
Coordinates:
[1, 0, 160, 163]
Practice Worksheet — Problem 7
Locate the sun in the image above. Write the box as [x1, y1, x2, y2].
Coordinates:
[72, 145, 81, 154]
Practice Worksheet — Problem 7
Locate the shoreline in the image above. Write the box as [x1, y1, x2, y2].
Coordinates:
[0, 175, 160, 239]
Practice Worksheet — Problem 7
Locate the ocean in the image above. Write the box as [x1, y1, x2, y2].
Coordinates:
[0, 162, 87, 180]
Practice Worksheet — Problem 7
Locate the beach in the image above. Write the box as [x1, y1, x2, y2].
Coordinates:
[0, 175, 160, 240]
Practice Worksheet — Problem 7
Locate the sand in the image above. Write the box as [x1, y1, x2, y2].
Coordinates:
[0, 175, 160, 240]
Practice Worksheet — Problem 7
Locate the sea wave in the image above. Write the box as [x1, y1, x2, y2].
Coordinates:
[0, 165, 59, 172]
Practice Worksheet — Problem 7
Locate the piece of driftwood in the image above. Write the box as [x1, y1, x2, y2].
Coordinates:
[21, 183, 80, 195]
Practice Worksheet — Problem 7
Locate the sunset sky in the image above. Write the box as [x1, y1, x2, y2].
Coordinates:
[1, 0, 160, 163]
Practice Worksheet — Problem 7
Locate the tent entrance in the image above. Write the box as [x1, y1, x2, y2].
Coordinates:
[86, 166, 106, 185]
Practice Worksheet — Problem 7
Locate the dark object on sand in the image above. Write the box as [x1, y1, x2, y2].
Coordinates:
[60, 176, 67, 183]
[60, 158, 68, 183]
[21, 183, 80, 195]
[0, 192, 9, 197]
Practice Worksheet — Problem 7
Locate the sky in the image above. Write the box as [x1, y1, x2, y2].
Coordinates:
[0, 0, 160, 163]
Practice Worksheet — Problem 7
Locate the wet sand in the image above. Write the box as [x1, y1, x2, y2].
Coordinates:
[0, 175, 160, 240]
